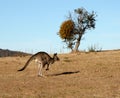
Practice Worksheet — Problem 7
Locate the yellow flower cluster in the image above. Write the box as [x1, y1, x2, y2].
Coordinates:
[59, 20, 74, 39]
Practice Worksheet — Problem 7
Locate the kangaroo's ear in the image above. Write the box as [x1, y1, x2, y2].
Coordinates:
[54, 53, 57, 55]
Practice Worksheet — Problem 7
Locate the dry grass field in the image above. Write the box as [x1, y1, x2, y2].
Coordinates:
[0, 50, 120, 98]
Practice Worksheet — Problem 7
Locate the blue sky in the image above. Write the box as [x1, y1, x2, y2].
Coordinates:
[0, 0, 120, 53]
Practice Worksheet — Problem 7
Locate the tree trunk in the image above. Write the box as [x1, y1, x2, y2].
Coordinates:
[74, 40, 80, 52]
[74, 34, 82, 52]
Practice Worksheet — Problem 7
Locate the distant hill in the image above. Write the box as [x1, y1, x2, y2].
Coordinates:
[0, 49, 31, 57]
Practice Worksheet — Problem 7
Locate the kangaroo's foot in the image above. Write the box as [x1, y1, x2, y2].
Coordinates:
[46, 68, 49, 71]
[38, 74, 46, 78]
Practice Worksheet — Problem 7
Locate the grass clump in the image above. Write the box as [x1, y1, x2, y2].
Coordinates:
[88, 44, 102, 52]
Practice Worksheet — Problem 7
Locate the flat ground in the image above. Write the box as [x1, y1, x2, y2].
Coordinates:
[0, 50, 120, 98]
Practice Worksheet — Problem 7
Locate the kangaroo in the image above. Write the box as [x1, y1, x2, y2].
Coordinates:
[18, 52, 60, 77]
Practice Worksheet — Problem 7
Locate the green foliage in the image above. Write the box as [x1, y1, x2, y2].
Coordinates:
[74, 8, 96, 31]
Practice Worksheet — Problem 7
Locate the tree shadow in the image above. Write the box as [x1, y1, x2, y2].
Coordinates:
[48, 71, 80, 76]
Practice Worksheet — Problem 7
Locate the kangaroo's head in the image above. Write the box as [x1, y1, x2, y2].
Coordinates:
[53, 53, 60, 61]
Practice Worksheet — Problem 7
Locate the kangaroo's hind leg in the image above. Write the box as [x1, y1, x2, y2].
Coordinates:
[46, 64, 49, 71]
[38, 63, 43, 77]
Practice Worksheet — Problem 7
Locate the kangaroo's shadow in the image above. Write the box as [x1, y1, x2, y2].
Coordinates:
[48, 71, 80, 76]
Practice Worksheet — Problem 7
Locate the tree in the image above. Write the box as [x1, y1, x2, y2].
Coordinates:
[58, 7, 97, 52]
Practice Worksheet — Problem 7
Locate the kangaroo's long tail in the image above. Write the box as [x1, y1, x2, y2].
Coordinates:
[18, 54, 36, 71]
